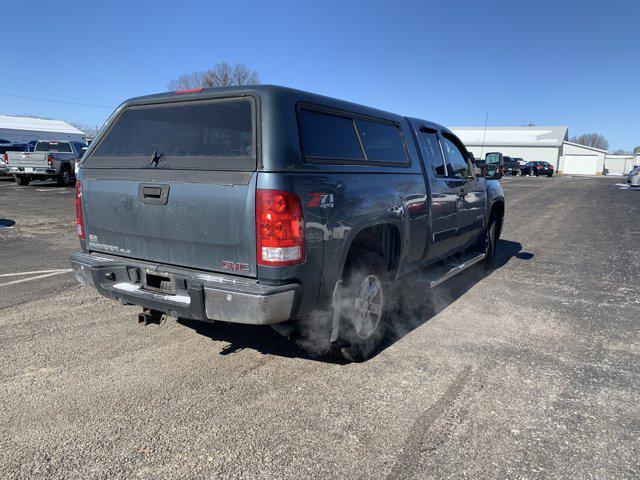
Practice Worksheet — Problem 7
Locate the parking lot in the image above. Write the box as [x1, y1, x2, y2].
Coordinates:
[1, 175, 638, 479]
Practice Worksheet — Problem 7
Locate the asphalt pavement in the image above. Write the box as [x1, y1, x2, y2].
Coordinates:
[1, 174, 638, 479]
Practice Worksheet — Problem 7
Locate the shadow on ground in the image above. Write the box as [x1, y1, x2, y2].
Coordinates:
[179, 239, 532, 363]
[0, 219, 16, 228]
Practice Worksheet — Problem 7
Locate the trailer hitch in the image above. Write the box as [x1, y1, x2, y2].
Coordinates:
[138, 308, 166, 326]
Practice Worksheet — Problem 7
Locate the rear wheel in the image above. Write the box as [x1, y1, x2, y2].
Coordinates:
[57, 166, 72, 187]
[335, 252, 390, 362]
[15, 175, 30, 186]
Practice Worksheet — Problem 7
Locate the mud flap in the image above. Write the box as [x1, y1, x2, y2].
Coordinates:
[329, 280, 343, 343]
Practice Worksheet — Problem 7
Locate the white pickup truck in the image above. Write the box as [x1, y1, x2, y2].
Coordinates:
[6, 140, 86, 186]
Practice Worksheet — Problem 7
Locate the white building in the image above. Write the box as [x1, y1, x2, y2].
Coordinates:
[450, 125, 568, 168]
[604, 154, 637, 175]
[0, 115, 86, 143]
[450, 125, 607, 175]
[559, 141, 607, 175]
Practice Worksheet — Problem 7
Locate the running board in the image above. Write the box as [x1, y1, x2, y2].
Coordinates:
[420, 252, 486, 288]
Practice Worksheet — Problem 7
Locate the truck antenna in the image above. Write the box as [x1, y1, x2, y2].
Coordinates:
[480, 110, 489, 160]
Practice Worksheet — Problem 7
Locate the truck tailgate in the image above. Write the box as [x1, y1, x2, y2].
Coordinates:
[7, 152, 48, 168]
[82, 171, 257, 277]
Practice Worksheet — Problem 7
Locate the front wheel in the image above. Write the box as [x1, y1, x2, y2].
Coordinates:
[475, 216, 498, 269]
[335, 252, 390, 362]
[15, 175, 30, 186]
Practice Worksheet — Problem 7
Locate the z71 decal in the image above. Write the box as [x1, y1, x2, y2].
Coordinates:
[306, 193, 335, 209]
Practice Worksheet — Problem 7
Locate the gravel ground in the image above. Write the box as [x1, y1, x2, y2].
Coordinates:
[0, 175, 638, 479]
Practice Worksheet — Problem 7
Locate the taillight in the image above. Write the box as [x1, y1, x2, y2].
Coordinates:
[75, 181, 85, 239]
[256, 189, 304, 266]
[47, 155, 54, 166]
[2, 153, 7, 164]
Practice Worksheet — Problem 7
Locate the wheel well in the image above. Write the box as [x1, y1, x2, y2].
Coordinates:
[343, 224, 401, 278]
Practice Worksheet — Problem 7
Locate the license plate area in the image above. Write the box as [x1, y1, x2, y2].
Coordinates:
[141, 271, 174, 294]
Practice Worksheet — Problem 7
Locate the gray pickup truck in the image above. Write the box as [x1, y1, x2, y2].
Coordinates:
[6, 140, 85, 186]
[70, 85, 505, 361]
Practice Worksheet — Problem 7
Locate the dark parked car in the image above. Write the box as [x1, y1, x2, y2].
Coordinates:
[521, 161, 554, 177]
[503, 156, 521, 176]
[70, 85, 505, 361]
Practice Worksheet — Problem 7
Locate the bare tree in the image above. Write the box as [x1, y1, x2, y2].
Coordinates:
[612, 149, 632, 155]
[569, 133, 609, 151]
[167, 63, 260, 90]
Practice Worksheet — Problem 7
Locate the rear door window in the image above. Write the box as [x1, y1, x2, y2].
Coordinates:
[85, 98, 255, 170]
[298, 109, 364, 161]
[354, 119, 408, 164]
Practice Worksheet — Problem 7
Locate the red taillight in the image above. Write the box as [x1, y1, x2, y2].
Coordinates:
[2, 153, 7, 164]
[256, 189, 304, 266]
[75, 181, 85, 239]
[175, 88, 204, 94]
[47, 155, 54, 166]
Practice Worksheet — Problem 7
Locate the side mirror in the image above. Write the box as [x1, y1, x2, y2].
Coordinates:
[484, 152, 504, 179]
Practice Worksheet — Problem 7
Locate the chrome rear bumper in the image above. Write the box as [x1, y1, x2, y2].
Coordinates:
[70, 252, 298, 325]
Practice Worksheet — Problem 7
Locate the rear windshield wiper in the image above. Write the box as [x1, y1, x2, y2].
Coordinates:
[149, 149, 164, 167]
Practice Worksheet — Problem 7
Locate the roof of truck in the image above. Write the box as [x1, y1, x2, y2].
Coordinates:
[121, 84, 411, 124]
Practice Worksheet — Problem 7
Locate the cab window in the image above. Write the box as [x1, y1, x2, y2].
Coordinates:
[418, 130, 446, 176]
[441, 136, 471, 178]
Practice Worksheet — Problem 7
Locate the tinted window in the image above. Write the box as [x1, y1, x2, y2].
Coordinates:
[86, 98, 254, 170]
[355, 119, 408, 164]
[441, 137, 471, 178]
[35, 142, 72, 152]
[418, 131, 446, 176]
[299, 109, 363, 160]
[0, 145, 27, 154]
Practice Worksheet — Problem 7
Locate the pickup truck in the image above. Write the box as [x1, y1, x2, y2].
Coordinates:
[70, 85, 505, 361]
[6, 140, 86, 186]
[502, 156, 522, 176]
[1, 142, 30, 176]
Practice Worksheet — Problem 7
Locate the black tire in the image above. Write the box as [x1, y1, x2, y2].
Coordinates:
[335, 252, 390, 362]
[57, 166, 72, 187]
[475, 215, 498, 269]
[15, 175, 30, 186]
[547, 173, 553, 178]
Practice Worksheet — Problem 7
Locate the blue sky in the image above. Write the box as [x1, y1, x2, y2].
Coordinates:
[2, 0, 639, 151]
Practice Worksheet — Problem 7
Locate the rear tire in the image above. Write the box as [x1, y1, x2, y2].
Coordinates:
[335, 252, 390, 362]
[57, 166, 72, 187]
[15, 175, 30, 186]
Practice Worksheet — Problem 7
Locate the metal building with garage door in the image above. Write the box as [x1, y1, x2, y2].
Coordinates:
[450, 125, 569, 169]
[559, 141, 607, 175]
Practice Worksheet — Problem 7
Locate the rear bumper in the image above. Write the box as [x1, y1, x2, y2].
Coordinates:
[8, 166, 58, 176]
[69, 252, 299, 325]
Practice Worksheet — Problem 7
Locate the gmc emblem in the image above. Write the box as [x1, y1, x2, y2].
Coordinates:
[221, 261, 250, 272]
